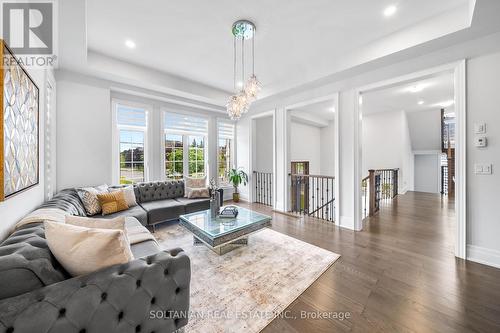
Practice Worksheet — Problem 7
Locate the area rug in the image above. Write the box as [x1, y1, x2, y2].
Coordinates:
[154, 224, 340, 333]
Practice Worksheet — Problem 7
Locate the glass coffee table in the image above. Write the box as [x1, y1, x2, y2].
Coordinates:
[179, 206, 272, 255]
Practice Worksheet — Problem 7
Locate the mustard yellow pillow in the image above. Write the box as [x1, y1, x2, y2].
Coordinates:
[97, 191, 129, 216]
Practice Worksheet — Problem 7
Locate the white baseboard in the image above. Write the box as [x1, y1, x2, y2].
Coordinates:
[467, 245, 500, 269]
[339, 216, 356, 230]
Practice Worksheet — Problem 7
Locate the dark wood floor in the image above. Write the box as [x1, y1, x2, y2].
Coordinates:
[236, 191, 500, 333]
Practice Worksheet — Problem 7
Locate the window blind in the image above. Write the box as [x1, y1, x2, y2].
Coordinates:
[218, 121, 235, 140]
[117, 105, 146, 127]
[164, 112, 208, 136]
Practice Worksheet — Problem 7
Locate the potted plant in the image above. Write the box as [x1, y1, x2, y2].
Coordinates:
[228, 168, 248, 202]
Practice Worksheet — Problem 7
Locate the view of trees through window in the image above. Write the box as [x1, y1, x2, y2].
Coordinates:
[165, 134, 183, 179]
[218, 138, 231, 183]
[120, 130, 145, 184]
[165, 134, 206, 179]
[116, 104, 147, 184]
[188, 136, 205, 178]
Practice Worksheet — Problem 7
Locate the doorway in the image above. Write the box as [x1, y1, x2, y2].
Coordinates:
[284, 94, 339, 223]
[250, 111, 276, 207]
[290, 161, 309, 212]
[354, 61, 466, 259]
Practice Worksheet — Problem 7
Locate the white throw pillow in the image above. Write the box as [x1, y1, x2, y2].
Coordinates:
[185, 176, 207, 197]
[44, 221, 133, 276]
[186, 187, 210, 199]
[109, 186, 137, 207]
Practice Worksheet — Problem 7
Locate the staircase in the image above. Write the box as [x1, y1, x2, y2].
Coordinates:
[441, 109, 455, 196]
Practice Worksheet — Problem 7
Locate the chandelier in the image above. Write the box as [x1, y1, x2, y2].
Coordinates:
[227, 20, 261, 120]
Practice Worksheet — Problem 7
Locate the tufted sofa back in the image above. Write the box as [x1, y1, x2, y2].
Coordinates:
[134, 180, 185, 203]
[0, 189, 88, 300]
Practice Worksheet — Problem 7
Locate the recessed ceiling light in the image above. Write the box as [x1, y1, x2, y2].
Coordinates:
[384, 5, 397, 17]
[418, 100, 425, 105]
[125, 39, 136, 49]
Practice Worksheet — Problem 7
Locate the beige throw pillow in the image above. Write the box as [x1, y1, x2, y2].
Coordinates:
[109, 186, 137, 207]
[44, 221, 133, 276]
[186, 187, 210, 199]
[186, 176, 206, 188]
[185, 176, 207, 197]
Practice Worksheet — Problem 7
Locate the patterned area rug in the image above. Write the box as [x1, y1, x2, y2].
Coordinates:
[155, 224, 340, 333]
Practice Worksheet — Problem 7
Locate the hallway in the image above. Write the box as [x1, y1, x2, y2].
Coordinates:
[238, 192, 500, 332]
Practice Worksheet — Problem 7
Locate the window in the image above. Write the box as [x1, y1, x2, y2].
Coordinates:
[165, 134, 183, 179]
[218, 121, 235, 184]
[164, 112, 208, 179]
[116, 104, 148, 184]
[188, 136, 205, 177]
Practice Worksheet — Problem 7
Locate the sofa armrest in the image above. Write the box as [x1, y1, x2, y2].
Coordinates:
[0, 249, 190, 333]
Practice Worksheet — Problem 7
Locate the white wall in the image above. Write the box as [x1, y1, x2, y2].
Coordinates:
[290, 121, 321, 175]
[407, 109, 442, 151]
[0, 69, 50, 240]
[320, 120, 335, 176]
[414, 154, 440, 193]
[254, 116, 273, 173]
[57, 80, 112, 189]
[236, 116, 251, 201]
[362, 110, 413, 193]
[467, 51, 500, 264]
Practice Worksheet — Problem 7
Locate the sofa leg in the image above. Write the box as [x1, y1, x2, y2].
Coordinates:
[147, 224, 156, 233]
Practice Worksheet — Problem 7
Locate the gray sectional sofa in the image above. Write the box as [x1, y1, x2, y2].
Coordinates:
[105, 180, 222, 231]
[0, 180, 220, 333]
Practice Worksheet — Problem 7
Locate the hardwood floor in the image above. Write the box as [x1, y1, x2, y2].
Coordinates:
[235, 191, 500, 332]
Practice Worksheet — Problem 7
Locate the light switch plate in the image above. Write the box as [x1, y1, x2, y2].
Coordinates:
[483, 164, 492, 174]
[474, 122, 486, 134]
[475, 136, 487, 147]
[475, 163, 492, 175]
[474, 164, 483, 174]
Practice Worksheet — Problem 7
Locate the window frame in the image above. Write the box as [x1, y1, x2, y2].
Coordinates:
[112, 99, 151, 184]
[161, 109, 209, 180]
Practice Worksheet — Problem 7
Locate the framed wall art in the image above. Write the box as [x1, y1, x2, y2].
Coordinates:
[0, 40, 40, 201]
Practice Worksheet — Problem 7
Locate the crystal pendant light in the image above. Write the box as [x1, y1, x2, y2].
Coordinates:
[227, 20, 260, 120]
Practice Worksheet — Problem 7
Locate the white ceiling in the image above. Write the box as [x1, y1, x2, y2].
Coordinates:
[86, 0, 468, 97]
[362, 73, 455, 115]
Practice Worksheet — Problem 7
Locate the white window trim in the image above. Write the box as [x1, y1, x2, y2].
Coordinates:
[111, 99, 152, 184]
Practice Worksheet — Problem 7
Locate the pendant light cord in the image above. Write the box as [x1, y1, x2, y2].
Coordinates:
[233, 36, 236, 91]
[252, 30, 255, 76]
[241, 37, 245, 90]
